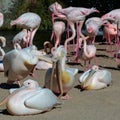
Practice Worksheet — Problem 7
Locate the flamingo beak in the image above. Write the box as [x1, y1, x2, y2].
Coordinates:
[50, 59, 57, 90]
[87, 27, 93, 33]
[95, 9, 100, 13]
[37, 55, 52, 64]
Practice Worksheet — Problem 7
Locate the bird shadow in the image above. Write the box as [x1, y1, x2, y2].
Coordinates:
[78, 70, 84, 73]
[0, 83, 19, 89]
[74, 85, 85, 92]
[96, 54, 110, 58]
[99, 65, 120, 71]
[97, 48, 106, 51]
[0, 109, 10, 115]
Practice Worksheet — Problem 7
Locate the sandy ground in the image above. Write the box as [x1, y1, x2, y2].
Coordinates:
[0, 41, 120, 120]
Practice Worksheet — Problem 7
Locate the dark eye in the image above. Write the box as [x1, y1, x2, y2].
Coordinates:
[28, 82, 30, 85]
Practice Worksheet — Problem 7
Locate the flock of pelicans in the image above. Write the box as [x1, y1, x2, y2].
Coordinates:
[0, 1, 119, 116]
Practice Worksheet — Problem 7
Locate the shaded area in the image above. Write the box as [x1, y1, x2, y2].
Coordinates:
[99, 65, 120, 71]
[0, 109, 10, 115]
[0, 83, 19, 89]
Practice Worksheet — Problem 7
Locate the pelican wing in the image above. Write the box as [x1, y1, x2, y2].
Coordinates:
[25, 88, 58, 110]
[66, 68, 78, 76]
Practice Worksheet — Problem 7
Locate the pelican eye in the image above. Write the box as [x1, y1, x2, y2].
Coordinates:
[28, 82, 31, 85]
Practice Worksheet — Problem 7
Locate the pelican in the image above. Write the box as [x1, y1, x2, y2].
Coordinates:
[79, 65, 112, 90]
[3, 44, 38, 85]
[0, 79, 58, 115]
[44, 45, 78, 100]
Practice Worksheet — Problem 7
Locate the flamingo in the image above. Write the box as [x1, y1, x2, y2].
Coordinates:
[51, 21, 65, 48]
[57, 6, 99, 53]
[0, 12, 4, 27]
[103, 21, 117, 53]
[12, 29, 30, 48]
[48, 2, 64, 24]
[3, 44, 38, 86]
[79, 65, 112, 90]
[75, 36, 96, 69]
[101, 9, 120, 51]
[0, 46, 5, 72]
[43, 41, 53, 54]
[0, 79, 58, 115]
[10, 12, 41, 46]
[44, 45, 78, 100]
[0, 36, 6, 71]
[85, 17, 103, 44]
[0, 36, 6, 47]
[49, 2, 99, 53]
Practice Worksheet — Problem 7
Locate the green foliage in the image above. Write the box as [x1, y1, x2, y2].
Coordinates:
[2, 0, 65, 30]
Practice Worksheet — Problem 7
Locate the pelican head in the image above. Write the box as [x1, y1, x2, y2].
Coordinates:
[23, 79, 39, 89]
[52, 45, 66, 61]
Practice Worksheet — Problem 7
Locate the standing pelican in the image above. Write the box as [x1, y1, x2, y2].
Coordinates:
[79, 65, 112, 90]
[10, 12, 41, 46]
[44, 45, 78, 100]
[0, 79, 58, 115]
[3, 44, 38, 85]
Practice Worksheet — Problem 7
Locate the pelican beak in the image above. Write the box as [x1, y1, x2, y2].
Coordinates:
[37, 55, 52, 64]
[50, 57, 59, 90]
[56, 59, 63, 98]
[81, 69, 96, 90]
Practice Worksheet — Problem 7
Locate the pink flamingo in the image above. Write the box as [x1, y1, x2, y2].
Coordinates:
[85, 17, 103, 44]
[10, 12, 41, 46]
[51, 21, 65, 48]
[103, 21, 117, 53]
[75, 36, 96, 70]
[49, 2, 99, 53]
[12, 29, 30, 48]
[0, 12, 4, 27]
[101, 9, 120, 61]
[57, 7, 99, 50]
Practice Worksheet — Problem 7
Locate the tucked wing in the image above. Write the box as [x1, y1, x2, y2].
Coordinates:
[25, 88, 58, 111]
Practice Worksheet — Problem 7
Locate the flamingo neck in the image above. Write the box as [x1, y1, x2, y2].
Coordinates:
[64, 21, 76, 52]
[29, 27, 39, 45]
[83, 39, 92, 58]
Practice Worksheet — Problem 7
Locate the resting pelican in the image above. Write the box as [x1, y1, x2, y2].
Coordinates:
[3, 44, 38, 86]
[44, 45, 78, 100]
[0, 79, 58, 115]
[79, 65, 112, 90]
